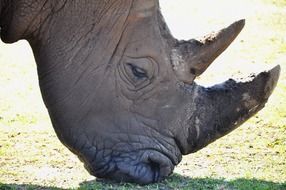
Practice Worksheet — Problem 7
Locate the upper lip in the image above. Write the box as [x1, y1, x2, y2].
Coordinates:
[139, 146, 179, 166]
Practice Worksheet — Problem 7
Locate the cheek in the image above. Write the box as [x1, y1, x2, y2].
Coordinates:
[128, 87, 171, 119]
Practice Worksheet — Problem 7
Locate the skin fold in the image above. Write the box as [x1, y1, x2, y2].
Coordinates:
[0, 0, 280, 184]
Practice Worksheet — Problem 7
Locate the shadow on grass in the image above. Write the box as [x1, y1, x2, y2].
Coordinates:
[1, 174, 285, 190]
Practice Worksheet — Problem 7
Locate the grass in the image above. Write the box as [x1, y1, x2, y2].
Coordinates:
[0, 0, 285, 189]
[1, 177, 285, 190]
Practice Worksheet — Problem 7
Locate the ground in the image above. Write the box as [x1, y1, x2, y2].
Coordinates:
[0, 0, 285, 189]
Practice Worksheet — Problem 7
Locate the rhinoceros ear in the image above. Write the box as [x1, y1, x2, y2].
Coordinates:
[171, 20, 245, 84]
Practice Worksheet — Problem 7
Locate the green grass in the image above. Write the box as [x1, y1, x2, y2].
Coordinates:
[0, 0, 285, 189]
[79, 176, 286, 190]
[1, 177, 286, 190]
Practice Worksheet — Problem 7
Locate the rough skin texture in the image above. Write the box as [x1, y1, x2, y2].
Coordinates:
[0, 0, 280, 184]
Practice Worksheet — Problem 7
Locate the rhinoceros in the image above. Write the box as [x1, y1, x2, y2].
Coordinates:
[0, 0, 280, 184]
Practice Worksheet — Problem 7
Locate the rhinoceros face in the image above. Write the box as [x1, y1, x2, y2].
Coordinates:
[0, 0, 280, 184]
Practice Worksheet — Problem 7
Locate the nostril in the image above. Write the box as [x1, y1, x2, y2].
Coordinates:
[146, 151, 174, 183]
[148, 158, 160, 182]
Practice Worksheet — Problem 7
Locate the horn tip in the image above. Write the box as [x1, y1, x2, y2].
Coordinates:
[236, 19, 246, 25]
[231, 19, 246, 31]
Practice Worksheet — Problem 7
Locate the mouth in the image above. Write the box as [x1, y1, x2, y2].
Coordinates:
[112, 150, 176, 184]
[85, 149, 178, 185]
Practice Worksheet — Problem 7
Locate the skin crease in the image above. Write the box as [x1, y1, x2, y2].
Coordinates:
[0, 0, 280, 184]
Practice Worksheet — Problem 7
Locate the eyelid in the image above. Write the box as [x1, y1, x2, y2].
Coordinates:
[125, 57, 152, 71]
[127, 63, 148, 79]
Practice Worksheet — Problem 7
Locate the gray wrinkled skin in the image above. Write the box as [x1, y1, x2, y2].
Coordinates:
[0, 0, 280, 184]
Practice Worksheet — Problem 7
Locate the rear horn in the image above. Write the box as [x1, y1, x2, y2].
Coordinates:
[172, 19, 245, 84]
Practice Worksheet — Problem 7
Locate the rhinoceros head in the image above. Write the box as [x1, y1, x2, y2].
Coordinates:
[0, 0, 280, 184]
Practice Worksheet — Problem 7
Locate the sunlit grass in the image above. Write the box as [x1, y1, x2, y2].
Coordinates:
[263, 0, 286, 6]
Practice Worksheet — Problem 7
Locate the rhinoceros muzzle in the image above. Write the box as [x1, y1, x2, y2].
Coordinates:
[99, 150, 175, 184]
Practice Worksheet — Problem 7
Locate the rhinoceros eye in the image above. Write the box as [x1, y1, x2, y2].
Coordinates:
[127, 63, 148, 79]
